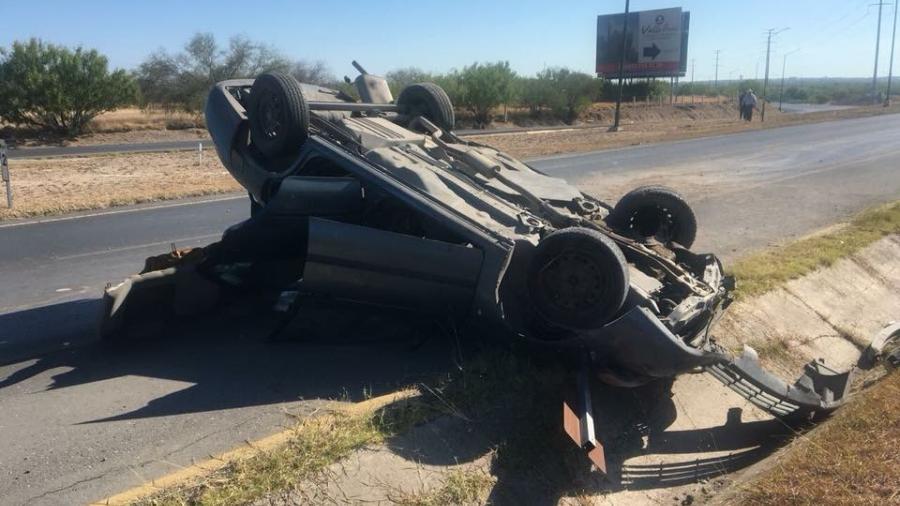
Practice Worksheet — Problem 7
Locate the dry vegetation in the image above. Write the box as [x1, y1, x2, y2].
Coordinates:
[389, 469, 496, 506]
[729, 201, 900, 299]
[2, 107, 209, 147]
[0, 151, 241, 220]
[734, 371, 900, 506]
[90, 108, 203, 133]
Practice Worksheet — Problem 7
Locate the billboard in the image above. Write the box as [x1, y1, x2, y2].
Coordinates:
[596, 8, 690, 78]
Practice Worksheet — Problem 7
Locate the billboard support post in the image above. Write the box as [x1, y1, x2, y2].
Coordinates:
[611, 0, 630, 132]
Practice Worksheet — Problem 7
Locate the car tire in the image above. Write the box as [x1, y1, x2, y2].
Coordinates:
[528, 227, 630, 331]
[248, 72, 309, 159]
[609, 185, 697, 248]
[396, 83, 455, 132]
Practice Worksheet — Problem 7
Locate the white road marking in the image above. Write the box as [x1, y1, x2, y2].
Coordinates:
[54, 288, 72, 293]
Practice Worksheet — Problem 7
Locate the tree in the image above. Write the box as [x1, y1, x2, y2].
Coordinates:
[0, 39, 137, 135]
[136, 33, 293, 112]
[386, 67, 433, 96]
[456, 62, 517, 127]
[545, 68, 602, 123]
[291, 60, 333, 86]
[519, 75, 555, 116]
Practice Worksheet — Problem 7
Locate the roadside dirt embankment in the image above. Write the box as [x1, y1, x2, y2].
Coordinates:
[717, 235, 900, 379]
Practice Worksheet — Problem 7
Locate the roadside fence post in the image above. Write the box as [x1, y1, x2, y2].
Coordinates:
[1, 140, 11, 208]
[198, 142, 203, 166]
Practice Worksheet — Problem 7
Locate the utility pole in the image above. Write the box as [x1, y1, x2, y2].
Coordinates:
[873, 1, 889, 104]
[762, 27, 789, 122]
[691, 59, 696, 104]
[612, 0, 630, 132]
[886, 0, 899, 105]
[779, 49, 800, 111]
[714, 50, 721, 99]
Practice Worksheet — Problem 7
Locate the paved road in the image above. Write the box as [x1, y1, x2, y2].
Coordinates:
[2, 114, 899, 505]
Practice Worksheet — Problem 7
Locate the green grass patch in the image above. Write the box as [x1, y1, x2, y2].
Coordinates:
[735, 371, 900, 505]
[729, 201, 900, 299]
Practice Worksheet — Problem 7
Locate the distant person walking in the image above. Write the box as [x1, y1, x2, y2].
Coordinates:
[740, 89, 759, 121]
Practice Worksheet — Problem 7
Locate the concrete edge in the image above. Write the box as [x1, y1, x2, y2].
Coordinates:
[91, 389, 419, 506]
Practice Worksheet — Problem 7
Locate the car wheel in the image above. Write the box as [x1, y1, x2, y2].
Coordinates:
[528, 227, 629, 331]
[609, 185, 697, 248]
[397, 83, 455, 132]
[248, 72, 309, 159]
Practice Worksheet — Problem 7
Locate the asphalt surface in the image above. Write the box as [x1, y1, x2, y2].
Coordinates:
[2, 114, 900, 504]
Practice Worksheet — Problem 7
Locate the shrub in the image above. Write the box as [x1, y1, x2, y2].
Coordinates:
[456, 62, 517, 127]
[135, 33, 305, 112]
[0, 39, 137, 136]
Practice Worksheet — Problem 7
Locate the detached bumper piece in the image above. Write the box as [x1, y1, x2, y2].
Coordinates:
[705, 346, 853, 418]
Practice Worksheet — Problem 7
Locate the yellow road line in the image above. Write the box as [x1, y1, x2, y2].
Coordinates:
[92, 389, 418, 506]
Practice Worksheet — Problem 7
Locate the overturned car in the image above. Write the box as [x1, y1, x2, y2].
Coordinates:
[101, 63, 865, 471]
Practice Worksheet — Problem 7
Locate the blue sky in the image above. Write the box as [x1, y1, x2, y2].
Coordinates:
[0, 0, 895, 81]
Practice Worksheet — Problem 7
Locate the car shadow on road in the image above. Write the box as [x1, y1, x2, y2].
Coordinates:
[0, 295, 459, 423]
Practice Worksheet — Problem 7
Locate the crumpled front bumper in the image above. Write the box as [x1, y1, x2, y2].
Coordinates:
[565, 304, 858, 417]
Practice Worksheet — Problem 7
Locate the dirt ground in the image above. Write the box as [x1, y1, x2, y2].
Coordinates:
[0, 151, 241, 220]
[1, 108, 207, 147]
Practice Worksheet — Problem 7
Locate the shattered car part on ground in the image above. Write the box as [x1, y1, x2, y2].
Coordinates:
[100, 62, 894, 472]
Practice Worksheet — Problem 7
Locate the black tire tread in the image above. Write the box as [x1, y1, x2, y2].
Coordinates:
[528, 227, 629, 330]
[397, 82, 455, 131]
[248, 72, 309, 159]
[611, 185, 698, 247]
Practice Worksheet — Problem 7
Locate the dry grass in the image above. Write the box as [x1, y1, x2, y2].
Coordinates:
[0, 151, 241, 221]
[139, 412, 385, 506]
[734, 371, 900, 506]
[133, 346, 566, 505]
[390, 469, 496, 506]
[138, 394, 438, 506]
[89, 108, 203, 133]
[729, 201, 900, 299]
